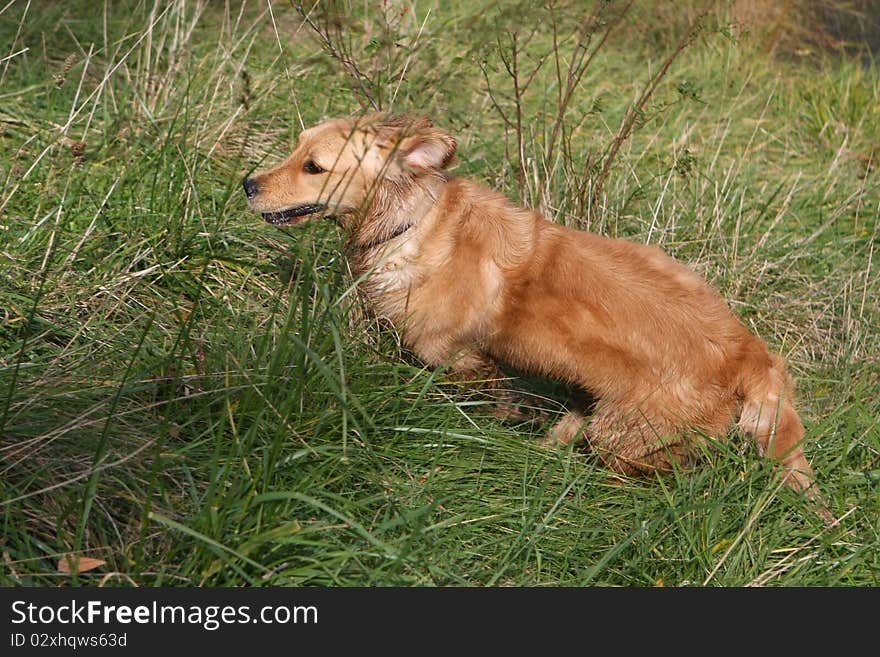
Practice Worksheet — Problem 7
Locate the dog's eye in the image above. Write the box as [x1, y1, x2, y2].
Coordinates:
[303, 160, 325, 175]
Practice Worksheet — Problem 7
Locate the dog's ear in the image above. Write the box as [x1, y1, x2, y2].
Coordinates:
[397, 119, 457, 172]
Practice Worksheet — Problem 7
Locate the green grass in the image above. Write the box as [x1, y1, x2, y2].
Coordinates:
[1, 0, 878, 586]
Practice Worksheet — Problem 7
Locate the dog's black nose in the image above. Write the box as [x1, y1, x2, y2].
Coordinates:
[242, 176, 260, 199]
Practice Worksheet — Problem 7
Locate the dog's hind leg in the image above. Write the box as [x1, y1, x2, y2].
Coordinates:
[584, 403, 693, 477]
[541, 410, 589, 447]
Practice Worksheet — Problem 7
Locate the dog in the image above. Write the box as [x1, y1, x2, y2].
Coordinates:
[243, 113, 825, 512]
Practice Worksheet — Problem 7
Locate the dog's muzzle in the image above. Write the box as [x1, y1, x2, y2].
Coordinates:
[242, 176, 260, 199]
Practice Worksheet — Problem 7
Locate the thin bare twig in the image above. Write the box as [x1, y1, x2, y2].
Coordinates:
[591, 9, 710, 210]
[290, 0, 380, 110]
[545, 0, 633, 167]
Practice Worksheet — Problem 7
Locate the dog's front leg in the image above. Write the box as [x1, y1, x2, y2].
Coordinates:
[419, 345, 533, 421]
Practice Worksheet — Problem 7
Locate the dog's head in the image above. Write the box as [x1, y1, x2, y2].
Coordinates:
[242, 113, 456, 227]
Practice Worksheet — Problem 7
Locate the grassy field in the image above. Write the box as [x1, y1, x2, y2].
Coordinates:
[1, 0, 878, 586]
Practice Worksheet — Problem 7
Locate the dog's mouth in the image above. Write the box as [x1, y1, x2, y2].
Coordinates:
[261, 204, 327, 225]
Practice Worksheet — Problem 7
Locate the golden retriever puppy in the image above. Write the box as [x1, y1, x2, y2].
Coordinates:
[243, 113, 823, 507]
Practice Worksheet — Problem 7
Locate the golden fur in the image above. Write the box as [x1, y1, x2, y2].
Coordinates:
[244, 113, 823, 508]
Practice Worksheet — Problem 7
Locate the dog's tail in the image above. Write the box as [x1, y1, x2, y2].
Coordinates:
[736, 345, 823, 503]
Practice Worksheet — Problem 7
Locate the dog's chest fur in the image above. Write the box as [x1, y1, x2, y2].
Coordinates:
[356, 231, 426, 323]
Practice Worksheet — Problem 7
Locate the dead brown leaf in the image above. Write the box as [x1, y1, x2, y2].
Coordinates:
[58, 555, 106, 574]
